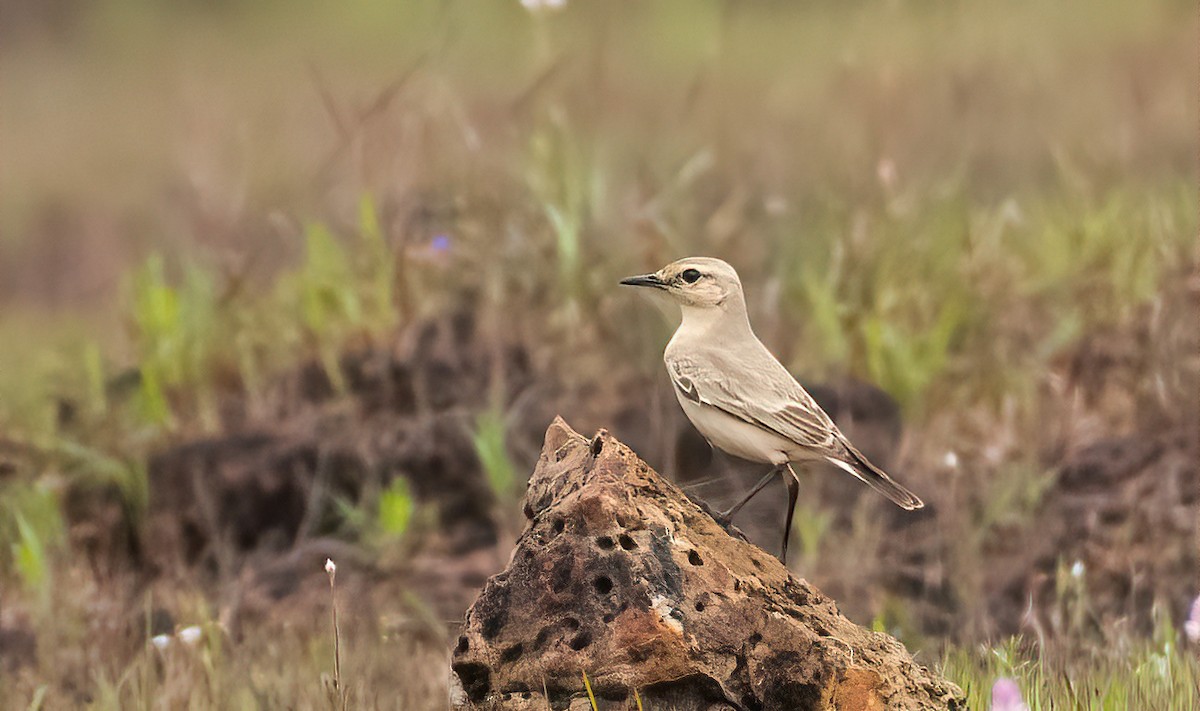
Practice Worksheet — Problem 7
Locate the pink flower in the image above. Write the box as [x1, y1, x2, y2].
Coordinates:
[1185, 595, 1200, 644]
[990, 678, 1029, 711]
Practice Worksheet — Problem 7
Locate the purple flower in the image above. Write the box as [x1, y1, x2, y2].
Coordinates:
[431, 234, 451, 253]
[990, 678, 1028, 711]
[1185, 595, 1200, 644]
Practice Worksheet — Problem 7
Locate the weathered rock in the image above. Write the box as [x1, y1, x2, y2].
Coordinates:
[451, 418, 965, 710]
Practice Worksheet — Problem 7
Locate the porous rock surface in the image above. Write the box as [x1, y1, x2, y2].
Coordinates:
[451, 417, 964, 710]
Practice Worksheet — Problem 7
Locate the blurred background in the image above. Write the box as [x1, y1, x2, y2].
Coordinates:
[1, 0, 1197, 708]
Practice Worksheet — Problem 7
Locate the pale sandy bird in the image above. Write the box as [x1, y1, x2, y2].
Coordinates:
[621, 257, 923, 561]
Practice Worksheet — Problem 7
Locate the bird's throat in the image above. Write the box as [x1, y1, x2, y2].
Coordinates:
[677, 304, 753, 342]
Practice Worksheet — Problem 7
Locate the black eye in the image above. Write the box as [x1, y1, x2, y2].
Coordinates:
[680, 268, 702, 284]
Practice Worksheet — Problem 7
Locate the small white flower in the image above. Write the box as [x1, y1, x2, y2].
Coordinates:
[325, 558, 337, 577]
[763, 195, 789, 216]
[178, 625, 203, 646]
[942, 451, 959, 469]
[876, 158, 897, 191]
[999, 198, 1024, 227]
[1070, 560, 1085, 579]
[1185, 595, 1200, 644]
[151, 634, 172, 651]
[520, 0, 566, 11]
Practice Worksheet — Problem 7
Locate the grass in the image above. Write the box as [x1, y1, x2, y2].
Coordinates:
[581, 670, 598, 710]
[0, 0, 1196, 707]
[943, 627, 1200, 710]
[473, 404, 521, 504]
[325, 558, 345, 711]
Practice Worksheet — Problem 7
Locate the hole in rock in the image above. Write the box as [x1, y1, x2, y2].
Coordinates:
[748, 632, 762, 645]
[551, 561, 572, 592]
[688, 550, 704, 566]
[552, 518, 565, 534]
[593, 576, 613, 594]
[569, 631, 593, 650]
[619, 534, 637, 550]
[481, 611, 506, 640]
[600, 689, 630, 702]
[694, 600, 706, 612]
[596, 536, 615, 550]
[499, 643, 524, 664]
[452, 662, 491, 702]
[454, 636, 469, 655]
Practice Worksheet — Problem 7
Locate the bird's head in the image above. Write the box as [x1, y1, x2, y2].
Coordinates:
[620, 257, 744, 311]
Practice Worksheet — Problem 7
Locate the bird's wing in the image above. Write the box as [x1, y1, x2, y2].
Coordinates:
[668, 347, 925, 510]
[668, 351, 841, 453]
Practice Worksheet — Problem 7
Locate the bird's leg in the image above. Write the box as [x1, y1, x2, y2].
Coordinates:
[780, 465, 801, 564]
[717, 466, 780, 523]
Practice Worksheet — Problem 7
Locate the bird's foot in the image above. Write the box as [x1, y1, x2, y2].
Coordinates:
[711, 510, 735, 531]
[700, 501, 739, 534]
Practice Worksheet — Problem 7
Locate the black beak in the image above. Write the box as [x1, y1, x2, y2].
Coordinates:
[619, 273, 667, 289]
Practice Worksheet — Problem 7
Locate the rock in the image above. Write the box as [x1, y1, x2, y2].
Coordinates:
[451, 418, 964, 710]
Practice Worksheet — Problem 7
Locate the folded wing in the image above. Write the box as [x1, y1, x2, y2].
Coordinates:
[668, 351, 924, 510]
[668, 352, 838, 451]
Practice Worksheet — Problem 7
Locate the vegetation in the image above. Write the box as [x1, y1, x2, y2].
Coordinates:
[944, 623, 1199, 710]
[1, 0, 1196, 707]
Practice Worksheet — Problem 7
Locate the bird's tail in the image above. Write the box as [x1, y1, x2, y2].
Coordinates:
[825, 446, 924, 510]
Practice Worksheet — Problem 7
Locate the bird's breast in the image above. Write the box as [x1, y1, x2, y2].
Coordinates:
[675, 393, 794, 466]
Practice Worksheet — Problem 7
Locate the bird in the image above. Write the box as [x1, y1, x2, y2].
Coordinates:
[620, 256, 924, 562]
